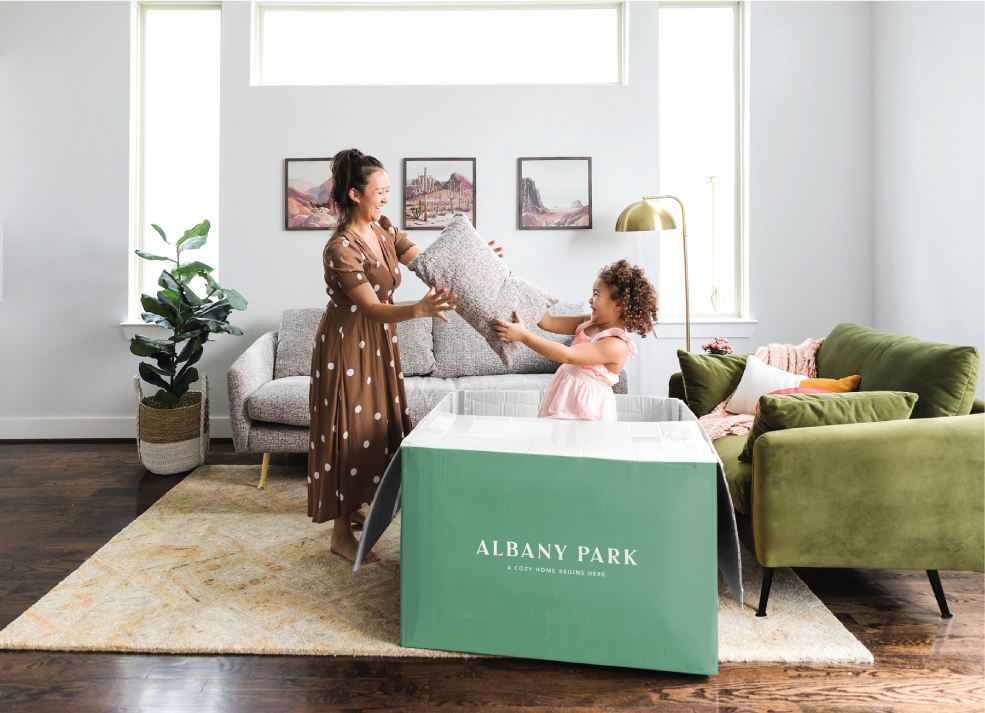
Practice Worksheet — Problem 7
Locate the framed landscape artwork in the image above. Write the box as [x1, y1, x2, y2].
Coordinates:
[517, 157, 592, 230]
[403, 158, 476, 230]
[285, 158, 338, 231]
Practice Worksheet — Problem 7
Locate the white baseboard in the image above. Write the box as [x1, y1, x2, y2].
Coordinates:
[0, 417, 232, 440]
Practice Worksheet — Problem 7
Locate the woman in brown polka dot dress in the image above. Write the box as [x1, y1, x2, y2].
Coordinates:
[309, 149, 499, 565]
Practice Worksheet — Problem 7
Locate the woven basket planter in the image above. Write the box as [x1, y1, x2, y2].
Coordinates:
[133, 374, 210, 475]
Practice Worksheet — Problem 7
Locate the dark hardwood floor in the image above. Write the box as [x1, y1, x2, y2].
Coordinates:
[0, 440, 981, 712]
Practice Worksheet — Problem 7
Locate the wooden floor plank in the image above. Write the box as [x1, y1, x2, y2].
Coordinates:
[0, 439, 981, 712]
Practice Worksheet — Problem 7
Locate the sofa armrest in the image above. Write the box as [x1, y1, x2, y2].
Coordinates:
[227, 330, 278, 452]
[752, 414, 984, 572]
[973, 398, 984, 414]
[668, 372, 686, 403]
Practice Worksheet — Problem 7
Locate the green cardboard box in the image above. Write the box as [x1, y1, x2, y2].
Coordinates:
[357, 392, 743, 674]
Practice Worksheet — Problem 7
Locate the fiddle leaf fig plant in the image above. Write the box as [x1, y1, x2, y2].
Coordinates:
[131, 219, 248, 408]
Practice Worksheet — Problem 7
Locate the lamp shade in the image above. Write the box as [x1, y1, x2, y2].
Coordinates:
[615, 200, 678, 232]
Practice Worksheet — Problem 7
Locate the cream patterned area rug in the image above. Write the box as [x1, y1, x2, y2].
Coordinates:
[0, 465, 872, 665]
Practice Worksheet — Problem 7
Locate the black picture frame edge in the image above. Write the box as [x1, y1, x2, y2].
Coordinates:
[516, 156, 593, 231]
[285, 157, 336, 232]
[402, 157, 477, 231]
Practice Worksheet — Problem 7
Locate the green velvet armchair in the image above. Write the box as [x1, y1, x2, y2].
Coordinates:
[670, 323, 984, 618]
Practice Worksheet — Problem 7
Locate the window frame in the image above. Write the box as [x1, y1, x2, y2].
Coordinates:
[657, 0, 750, 331]
[252, 1, 628, 87]
[127, 1, 222, 325]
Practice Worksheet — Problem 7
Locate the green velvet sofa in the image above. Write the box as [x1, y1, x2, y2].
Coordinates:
[669, 323, 984, 618]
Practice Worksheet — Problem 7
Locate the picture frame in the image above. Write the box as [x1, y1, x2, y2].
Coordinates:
[285, 158, 338, 231]
[517, 157, 592, 230]
[403, 157, 476, 230]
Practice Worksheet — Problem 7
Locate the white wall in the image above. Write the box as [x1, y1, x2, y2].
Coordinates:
[0, 1, 980, 439]
[0, 1, 134, 437]
[873, 1, 985, 398]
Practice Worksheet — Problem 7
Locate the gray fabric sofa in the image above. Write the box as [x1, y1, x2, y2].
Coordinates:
[227, 302, 629, 463]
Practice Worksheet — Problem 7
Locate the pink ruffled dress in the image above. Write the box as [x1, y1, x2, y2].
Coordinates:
[537, 320, 638, 421]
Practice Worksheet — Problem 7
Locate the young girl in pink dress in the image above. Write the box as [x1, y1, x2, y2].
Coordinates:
[492, 260, 659, 421]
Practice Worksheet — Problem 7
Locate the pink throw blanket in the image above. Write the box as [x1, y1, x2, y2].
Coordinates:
[698, 338, 824, 442]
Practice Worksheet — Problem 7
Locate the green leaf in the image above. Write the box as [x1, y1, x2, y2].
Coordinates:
[176, 220, 210, 247]
[194, 298, 231, 322]
[223, 324, 245, 336]
[151, 224, 169, 244]
[175, 337, 202, 364]
[140, 294, 177, 322]
[158, 271, 181, 292]
[174, 261, 215, 280]
[142, 361, 172, 377]
[130, 334, 173, 357]
[205, 272, 221, 292]
[172, 366, 199, 397]
[158, 289, 181, 306]
[152, 389, 179, 408]
[135, 250, 173, 262]
[224, 288, 248, 311]
[178, 233, 208, 252]
[172, 328, 208, 344]
[139, 362, 170, 390]
[140, 312, 173, 330]
[180, 282, 204, 307]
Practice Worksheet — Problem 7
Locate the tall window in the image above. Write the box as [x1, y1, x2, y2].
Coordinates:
[256, 3, 624, 86]
[134, 4, 221, 315]
[659, 3, 742, 318]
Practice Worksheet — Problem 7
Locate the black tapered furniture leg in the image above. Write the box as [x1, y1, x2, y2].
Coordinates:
[927, 570, 953, 619]
[756, 567, 774, 617]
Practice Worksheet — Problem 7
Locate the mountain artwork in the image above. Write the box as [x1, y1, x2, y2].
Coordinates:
[518, 158, 592, 230]
[403, 158, 476, 230]
[285, 158, 339, 231]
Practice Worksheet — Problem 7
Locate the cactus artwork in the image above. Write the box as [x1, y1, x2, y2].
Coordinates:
[403, 158, 476, 230]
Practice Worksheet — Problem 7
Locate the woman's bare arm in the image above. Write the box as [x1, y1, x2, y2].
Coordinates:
[537, 312, 591, 336]
[346, 282, 456, 323]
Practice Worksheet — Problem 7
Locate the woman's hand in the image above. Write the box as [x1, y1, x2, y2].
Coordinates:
[492, 311, 528, 342]
[488, 240, 504, 259]
[415, 286, 457, 323]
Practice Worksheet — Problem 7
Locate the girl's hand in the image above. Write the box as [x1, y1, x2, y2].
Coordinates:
[488, 240, 504, 259]
[416, 286, 457, 323]
[492, 311, 528, 342]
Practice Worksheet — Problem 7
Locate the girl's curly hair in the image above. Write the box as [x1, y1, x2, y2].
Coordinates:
[598, 259, 659, 337]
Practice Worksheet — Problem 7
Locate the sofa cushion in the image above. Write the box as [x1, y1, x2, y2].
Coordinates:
[247, 376, 311, 426]
[394, 301, 435, 376]
[432, 301, 585, 379]
[408, 213, 557, 369]
[274, 308, 324, 379]
[739, 390, 919, 463]
[677, 351, 749, 417]
[453, 374, 556, 392]
[713, 434, 752, 515]
[817, 323, 981, 418]
[726, 355, 805, 415]
[403, 376, 457, 429]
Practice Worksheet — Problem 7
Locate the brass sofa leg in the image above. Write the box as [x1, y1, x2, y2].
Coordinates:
[756, 567, 774, 617]
[927, 570, 953, 619]
[258, 453, 270, 490]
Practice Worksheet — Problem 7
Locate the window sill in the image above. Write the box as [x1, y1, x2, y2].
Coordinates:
[653, 318, 758, 340]
[121, 322, 165, 340]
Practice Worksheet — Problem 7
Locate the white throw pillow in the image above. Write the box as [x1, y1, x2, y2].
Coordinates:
[725, 355, 803, 415]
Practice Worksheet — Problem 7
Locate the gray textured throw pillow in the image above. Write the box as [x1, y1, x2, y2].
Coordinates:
[394, 301, 436, 376]
[274, 308, 325, 379]
[431, 301, 586, 378]
[408, 213, 557, 369]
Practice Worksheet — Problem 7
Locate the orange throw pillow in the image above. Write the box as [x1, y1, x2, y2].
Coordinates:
[800, 375, 861, 393]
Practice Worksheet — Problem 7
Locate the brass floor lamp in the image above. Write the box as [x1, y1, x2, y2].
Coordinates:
[615, 195, 691, 352]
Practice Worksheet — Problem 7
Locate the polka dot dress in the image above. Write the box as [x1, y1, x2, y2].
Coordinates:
[308, 220, 416, 523]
